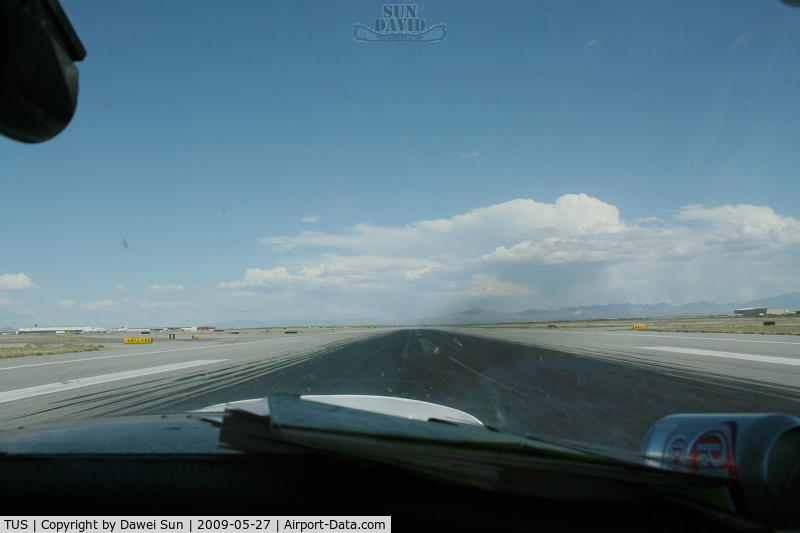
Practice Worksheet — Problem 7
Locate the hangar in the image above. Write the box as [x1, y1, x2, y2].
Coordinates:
[17, 326, 92, 335]
[733, 307, 790, 316]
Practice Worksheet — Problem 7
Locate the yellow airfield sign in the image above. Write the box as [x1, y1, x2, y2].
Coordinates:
[124, 337, 153, 344]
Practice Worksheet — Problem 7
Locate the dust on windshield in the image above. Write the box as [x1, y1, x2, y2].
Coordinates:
[0, 1, 799, 449]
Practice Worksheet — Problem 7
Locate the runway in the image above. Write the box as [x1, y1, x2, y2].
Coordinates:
[1, 327, 798, 451]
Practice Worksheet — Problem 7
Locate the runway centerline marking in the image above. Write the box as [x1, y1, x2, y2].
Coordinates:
[0, 359, 227, 405]
[640, 347, 800, 366]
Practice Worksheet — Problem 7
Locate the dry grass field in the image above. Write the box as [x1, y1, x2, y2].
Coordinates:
[453, 314, 800, 335]
[0, 343, 117, 359]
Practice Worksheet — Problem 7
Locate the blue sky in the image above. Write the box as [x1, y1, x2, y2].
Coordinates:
[2, 1, 800, 328]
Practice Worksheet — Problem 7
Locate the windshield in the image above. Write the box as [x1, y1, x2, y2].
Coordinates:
[1, 1, 800, 455]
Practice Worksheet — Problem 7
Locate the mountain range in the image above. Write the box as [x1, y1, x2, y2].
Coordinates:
[211, 291, 800, 328]
[4, 293, 797, 332]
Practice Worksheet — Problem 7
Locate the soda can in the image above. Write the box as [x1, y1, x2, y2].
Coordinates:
[641, 413, 800, 528]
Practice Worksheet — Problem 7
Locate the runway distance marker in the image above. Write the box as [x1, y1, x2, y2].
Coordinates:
[124, 337, 152, 344]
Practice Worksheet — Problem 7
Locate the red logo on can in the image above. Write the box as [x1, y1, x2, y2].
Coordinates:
[661, 422, 737, 477]
[688, 422, 737, 477]
[664, 435, 689, 471]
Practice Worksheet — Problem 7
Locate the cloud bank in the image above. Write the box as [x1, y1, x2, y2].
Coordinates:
[217, 194, 800, 314]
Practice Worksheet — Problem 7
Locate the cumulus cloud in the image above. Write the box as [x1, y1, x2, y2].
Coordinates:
[482, 202, 800, 265]
[302, 215, 320, 223]
[261, 194, 624, 259]
[220, 194, 800, 311]
[0, 273, 38, 290]
[148, 284, 184, 291]
[58, 299, 76, 309]
[0, 296, 17, 306]
[80, 300, 122, 311]
[674, 204, 800, 252]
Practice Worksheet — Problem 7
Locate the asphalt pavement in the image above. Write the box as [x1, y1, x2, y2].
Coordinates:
[1, 327, 798, 451]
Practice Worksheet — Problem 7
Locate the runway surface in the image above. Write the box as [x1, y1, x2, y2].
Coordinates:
[1, 327, 799, 450]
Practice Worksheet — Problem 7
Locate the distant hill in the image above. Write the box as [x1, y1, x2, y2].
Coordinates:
[415, 291, 798, 325]
[414, 302, 726, 325]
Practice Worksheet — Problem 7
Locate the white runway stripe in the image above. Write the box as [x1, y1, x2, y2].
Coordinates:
[0, 359, 226, 405]
[639, 347, 800, 366]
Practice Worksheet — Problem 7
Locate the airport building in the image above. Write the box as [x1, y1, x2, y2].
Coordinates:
[733, 307, 791, 316]
[17, 326, 92, 335]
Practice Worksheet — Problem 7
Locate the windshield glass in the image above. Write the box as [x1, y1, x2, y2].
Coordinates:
[1, 0, 799, 453]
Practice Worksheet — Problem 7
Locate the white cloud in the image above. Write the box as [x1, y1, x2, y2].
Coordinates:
[0, 296, 17, 306]
[216, 257, 422, 291]
[229, 291, 259, 298]
[58, 299, 76, 309]
[80, 300, 122, 311]
[0, 273, 38, 291]
[674, 204, 800, 251]
[148, 284, 184, 291]
[261, 194, 624, 258]
[465, 274, 530, 298]
[139, 301, 197, 309]
[461, 152, 479, 159]
[481, 203, 800, 266]
[301, 215, 320, 223]
[219, 194, 800, 312]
